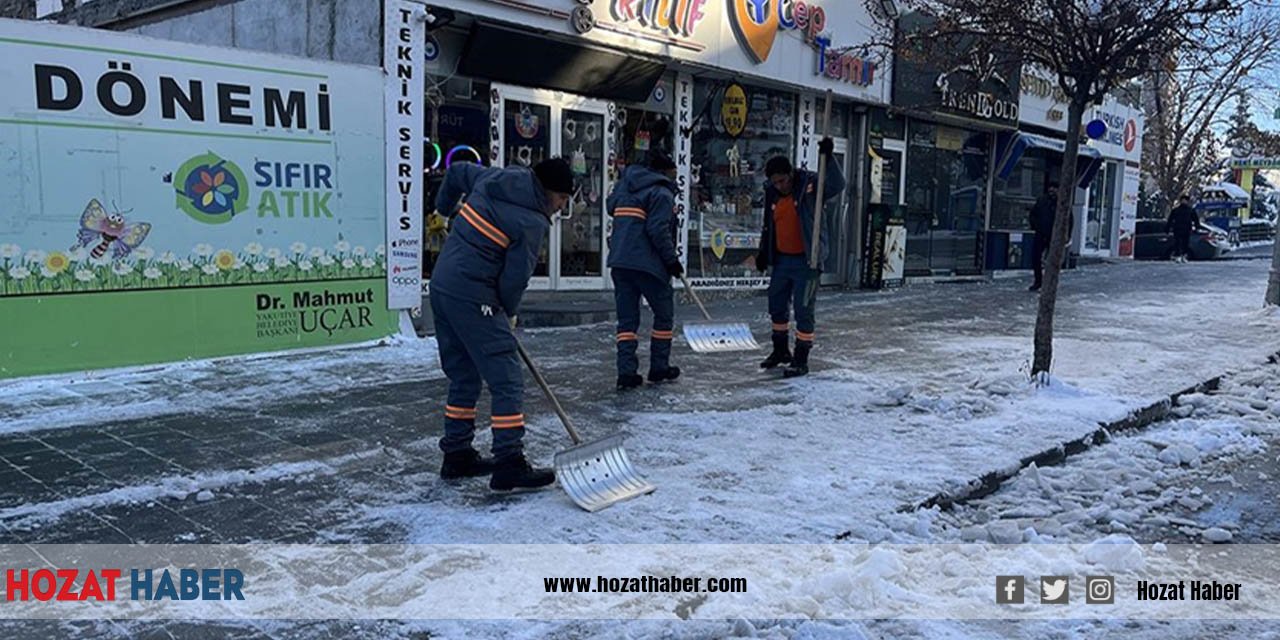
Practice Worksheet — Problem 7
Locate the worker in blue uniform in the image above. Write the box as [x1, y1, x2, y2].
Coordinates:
[606, 148, 683, 390]
[431, 157, 575, 492]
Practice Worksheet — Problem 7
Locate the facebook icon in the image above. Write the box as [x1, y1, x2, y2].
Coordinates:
[996, 576, 1025, 604]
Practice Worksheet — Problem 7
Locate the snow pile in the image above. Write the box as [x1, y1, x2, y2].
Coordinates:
[936, 362, 1280, 545]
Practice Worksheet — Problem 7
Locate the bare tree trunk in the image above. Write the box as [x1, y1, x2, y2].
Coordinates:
[1267, 230, 1280, 306]
[1032, 96, 1087, 378]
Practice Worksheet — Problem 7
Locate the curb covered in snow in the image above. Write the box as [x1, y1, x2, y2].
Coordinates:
[884, 349, 1280, 521]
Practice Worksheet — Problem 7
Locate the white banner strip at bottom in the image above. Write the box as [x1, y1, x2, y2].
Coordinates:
[0, 543, 1277, 620]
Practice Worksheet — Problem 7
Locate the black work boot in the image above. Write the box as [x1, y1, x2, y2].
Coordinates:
[617, 374, 645, 391]
[439, 449, 495, 480]
[760, 333, 792, 369]
[489, 455, 556, 492]
[783, 342, 812, 378]
[647, 366, 681, 383]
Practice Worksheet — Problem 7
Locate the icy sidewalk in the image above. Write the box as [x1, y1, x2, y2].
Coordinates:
[0, 260, 1277, 548]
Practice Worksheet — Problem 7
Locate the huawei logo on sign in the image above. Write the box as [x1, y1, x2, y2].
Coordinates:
[729, 0, 780, 64]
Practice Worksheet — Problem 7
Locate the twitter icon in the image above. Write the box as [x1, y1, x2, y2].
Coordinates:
[1041, 576, 1070, 604]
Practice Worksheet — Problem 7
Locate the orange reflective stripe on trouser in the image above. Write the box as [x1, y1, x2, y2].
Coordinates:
[617, 332, 639, 342]
[445, 404, 477, 420]
[614, 207, 647, 220]
[460, 204, 510, 248]
[651, 330, 674, 341]
[491, 414, 525, 429]
[796, 331, 815, 343]
[771, 322, 790, 332]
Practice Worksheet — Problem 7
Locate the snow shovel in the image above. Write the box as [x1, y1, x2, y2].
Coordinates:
[514, 335, 656, 512]
[679, 275, 761, 353]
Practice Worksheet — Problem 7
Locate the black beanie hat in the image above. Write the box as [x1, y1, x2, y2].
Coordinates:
[533, 158, 575, 195]
[646, 149, 676, 172]
[644, 118, 676, 172]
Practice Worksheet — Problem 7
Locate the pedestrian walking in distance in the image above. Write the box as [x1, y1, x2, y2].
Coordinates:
[607, 146, 683, 391]
[431, 157, 575, 492]
[756, 137, 845, 378]
[1167, 194, 1199, 263]
[1028, 181, 1063, 292]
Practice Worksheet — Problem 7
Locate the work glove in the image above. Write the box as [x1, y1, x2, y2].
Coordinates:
[818, 137, 835, 157]
[665, 262, 684, 278]
[508, 315, 519, 330]
[755, 251, 769, 273]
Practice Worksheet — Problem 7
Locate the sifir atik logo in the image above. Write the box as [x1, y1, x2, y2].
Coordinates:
[5, 568, 244, 602]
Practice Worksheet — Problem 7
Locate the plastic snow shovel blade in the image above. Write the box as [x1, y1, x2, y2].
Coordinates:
[683, 321, 761, 353]
[553, 432, 656, 512]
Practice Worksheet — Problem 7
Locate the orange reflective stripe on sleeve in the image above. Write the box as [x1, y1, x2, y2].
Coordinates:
[614, 207, 647, 220]
[491, 414, 525, 429]
[460, 204, 510, 248]
[616, 332, 639, 342]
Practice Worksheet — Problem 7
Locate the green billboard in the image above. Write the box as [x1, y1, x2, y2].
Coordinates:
[0, 20, 396, 378]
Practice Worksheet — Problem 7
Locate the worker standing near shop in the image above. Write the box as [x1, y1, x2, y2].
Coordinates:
[431, 157, 575, 492]
[755, 137, 845, 378]
[606, 146, 683, 390]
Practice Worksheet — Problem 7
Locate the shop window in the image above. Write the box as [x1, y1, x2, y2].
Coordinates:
[615, 74, 677, 172]
[903, 122, 989, 275]
[687, 83, 796, 279]
[424, 96, 490, 279]
[869, 108, 906, 141]
[616, 109, 675, 172]
[991, 150, 1058, 232]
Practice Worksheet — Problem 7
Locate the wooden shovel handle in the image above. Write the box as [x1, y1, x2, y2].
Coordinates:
[680, 275, 715, 321]
[514, 333, 583, 445]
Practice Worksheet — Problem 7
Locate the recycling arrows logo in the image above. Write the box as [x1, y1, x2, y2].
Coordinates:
[729, 0, 779, 64]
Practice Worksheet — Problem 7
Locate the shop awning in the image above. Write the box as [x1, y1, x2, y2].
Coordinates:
[459, 23, 666, 103]
[995, 131, 1104, 188]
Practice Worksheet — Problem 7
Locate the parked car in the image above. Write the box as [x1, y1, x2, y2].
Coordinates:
[1133, 219, 1230, 261]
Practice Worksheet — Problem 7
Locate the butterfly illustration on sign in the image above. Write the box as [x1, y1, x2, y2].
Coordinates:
[71, 199, 152, 260]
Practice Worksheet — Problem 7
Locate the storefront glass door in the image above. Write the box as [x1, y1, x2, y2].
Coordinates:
[820, 142, 849, 285]
[502, 99, 553, 280]
[904, 122, 988, 276]
[559, 108, 606, 286]
[1085, 161, 1119, 255]
[495, 86, 612, 290]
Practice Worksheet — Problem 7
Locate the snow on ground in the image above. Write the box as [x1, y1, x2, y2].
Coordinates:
[1, 262, 1279, 639]
[932, 361, 1280, 545]
[0, 335, 441, 435]
[352, 263, 1279, 547]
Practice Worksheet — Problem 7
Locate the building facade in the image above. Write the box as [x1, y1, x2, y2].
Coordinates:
[417, 0, 896, 291]
[24, 0, 896, 292]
